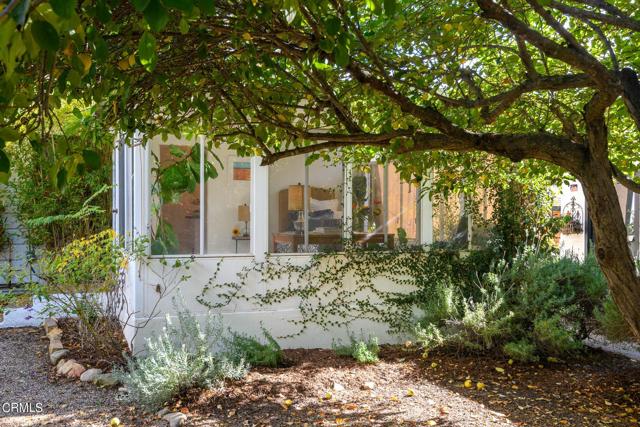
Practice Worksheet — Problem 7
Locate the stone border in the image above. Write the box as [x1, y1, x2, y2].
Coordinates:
[43, 317, 119, 386]
[43, 318, 187, 426]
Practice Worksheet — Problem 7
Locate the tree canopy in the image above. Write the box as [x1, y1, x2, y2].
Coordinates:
[3, 0, 640, 335]
[0, 0, 637, 188]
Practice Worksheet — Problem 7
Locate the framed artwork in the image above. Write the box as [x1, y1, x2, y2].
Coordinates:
[231, 159, 251, 181]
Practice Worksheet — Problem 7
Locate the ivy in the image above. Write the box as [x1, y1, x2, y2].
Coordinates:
[196, 242, 473, 338]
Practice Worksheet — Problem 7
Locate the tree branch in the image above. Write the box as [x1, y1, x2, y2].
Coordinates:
[611, 162, 640, 194]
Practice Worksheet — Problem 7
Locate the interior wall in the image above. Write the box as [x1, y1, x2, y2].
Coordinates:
[205, 147, 251, 254]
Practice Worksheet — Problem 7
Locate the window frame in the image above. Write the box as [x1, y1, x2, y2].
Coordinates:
[145, 136, 432, 259]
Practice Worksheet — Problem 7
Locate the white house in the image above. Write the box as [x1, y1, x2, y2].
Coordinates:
[113, 134, 436, 351]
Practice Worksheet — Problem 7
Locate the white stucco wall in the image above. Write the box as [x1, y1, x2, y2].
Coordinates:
[126, 255, 415, 352]
[116, 138, 432, 353]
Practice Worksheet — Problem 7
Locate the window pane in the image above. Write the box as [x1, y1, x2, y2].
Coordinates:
[352, 163, 384, 237]
[205, 148, 251, 254]
[149, 137, 200, 255]
[269, 155, 344, 253]
[307, 159, 344, 252]
[386, 165, 419, 246]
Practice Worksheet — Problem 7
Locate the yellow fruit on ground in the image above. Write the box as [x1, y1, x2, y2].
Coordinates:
[110, 418, 121, 427]
[464, 379, 472, 388]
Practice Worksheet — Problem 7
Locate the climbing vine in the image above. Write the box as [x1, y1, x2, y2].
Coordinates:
[196, 242, 484, 338]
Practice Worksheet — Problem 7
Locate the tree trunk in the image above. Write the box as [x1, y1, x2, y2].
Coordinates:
[579, 161, 640, 339]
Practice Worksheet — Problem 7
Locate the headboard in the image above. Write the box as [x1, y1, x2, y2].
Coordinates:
[278, 187, 336, 232]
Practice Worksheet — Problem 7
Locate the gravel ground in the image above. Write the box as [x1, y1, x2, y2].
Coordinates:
[0, 327, 157, 427]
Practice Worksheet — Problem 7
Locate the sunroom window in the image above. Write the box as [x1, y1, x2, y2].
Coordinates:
[269, 156, 419, 253]
[149, 137, 252, 255]
[269, 155, 344, 253]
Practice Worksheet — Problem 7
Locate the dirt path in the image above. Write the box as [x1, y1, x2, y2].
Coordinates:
[0, 327, 156, 427]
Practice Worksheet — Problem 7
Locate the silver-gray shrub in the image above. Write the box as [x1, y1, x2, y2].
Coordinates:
[116, 298, 248, 410]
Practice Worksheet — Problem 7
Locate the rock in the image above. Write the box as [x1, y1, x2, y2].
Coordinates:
[156, 408, 170, 418]
[49, 349, 69, 365]
[56, 359, 85, 378]
[80, 368, 103, 382]
[163, 412, 187, 427]
[48, 338, 64, 355]
[56, 359, 76, 376]
[46, 326, 63, 339]
[332, 382, 345, 391]
[43, 318, 58, 333]
[93, 373, 120, 387]
[361, 381, 376, 390]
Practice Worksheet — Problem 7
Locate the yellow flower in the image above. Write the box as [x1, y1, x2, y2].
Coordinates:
[232, 227, 241, 237]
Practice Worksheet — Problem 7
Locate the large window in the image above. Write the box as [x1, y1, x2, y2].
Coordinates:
[269, 157, 419, 253]
[149, 137, 251, 255]
[269, 155, 344, 253]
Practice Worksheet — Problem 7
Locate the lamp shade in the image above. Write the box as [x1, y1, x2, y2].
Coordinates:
[237, 204, 250, 222]
[288, 184, 304, 211]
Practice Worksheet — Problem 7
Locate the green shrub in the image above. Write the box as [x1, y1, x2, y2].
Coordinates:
[333, 335, 380, 364]
[533, 315, 583, 356]
[230, 328, 283, 367]
[596, 297, 634, 342]
[503, 339, 538, 362]
[415, 249, 609, 362]
[117, 300, 247, 411]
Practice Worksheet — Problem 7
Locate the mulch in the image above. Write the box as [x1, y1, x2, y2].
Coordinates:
[177, 346, 640, 426]
[41, 321, 640, 425]
[57, 317, 128, 371]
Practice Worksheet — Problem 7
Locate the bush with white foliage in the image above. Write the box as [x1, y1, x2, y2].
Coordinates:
[116, 298, 248, 410]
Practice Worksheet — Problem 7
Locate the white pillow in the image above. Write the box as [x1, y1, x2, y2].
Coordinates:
[310, 198, 340, 214]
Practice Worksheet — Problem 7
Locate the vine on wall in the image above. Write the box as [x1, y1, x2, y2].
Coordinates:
[196, 243, 474, 337]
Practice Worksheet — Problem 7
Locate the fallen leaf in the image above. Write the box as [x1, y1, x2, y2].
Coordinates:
[477, 382, 485, 391]
[495, 367, 505, 374]
[464, 379, 473, 388]
[406, 389, 415, 397]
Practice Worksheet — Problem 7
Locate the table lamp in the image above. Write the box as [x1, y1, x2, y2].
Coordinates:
[237, 204, 250, 236]
[288, 183, 305, 232]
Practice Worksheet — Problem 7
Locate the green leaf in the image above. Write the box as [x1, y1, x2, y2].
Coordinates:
[319, 38, 334, 53]
[383, 0, 396, 16]
[95, 0, 112, 23]
[138, 31, 157, 71]
[93, 36, 108, 61]
[195, 0, 215, 15]
[325, 17, 341, 36]
[144, 0, 169, 32]
[0, 127, 20, 141]
[51, 0, 77, 18]
[334, 44, 349, 67]
[30, 20, 59, 52]
[82, 149, 101, 170]
[163, 0, 193, 13]
[131, 0, 151, 12]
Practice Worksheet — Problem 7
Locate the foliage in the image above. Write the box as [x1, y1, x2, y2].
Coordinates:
[483, 181, 565, 260]
[333, 335, 380, 364]
[18, 230, 137, 356]
[116, 299, 248, 411]
[416, 250, 610, 362]
[229, 327, 284, 368]
[5, 104, 111, 249]
[596, 296, 635, 342]
[197, 244, 478, 336]
[1, 0, 640, 334]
